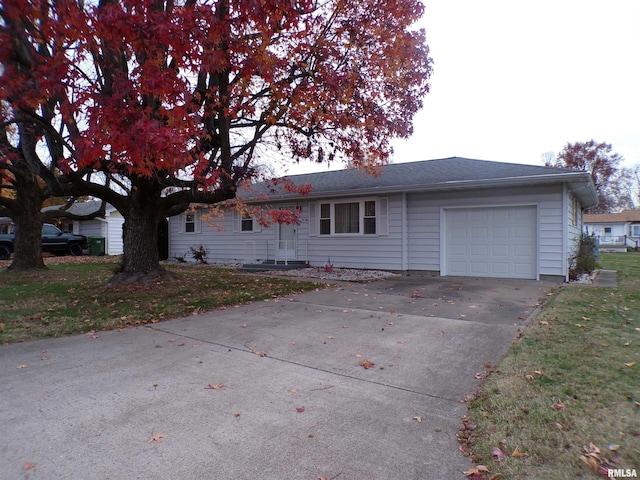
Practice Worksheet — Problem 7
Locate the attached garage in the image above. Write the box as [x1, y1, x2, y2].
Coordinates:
[442, 206, 538, 279]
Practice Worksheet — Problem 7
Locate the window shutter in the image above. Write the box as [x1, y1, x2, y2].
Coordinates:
[180, 213, 186, 233]
[195, 210, 202, 234]
[378, 198, 389, 235]
[232, 211, 240, 232]
[253, 217, 262, 233]
[308, 202, 317, 236]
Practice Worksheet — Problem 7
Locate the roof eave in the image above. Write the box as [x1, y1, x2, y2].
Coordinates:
[242, 171, 599, 206]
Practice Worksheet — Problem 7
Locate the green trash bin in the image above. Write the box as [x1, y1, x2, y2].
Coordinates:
[88, 236, 105, 256]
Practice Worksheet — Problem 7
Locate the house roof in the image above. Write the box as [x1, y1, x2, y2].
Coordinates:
[241, 157, 598, 206]
[584, 210, 640, 224]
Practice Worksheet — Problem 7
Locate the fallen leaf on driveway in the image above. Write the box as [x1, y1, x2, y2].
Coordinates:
[148, 434, 168, 443]
[23, 463, 36, 471]
[288, 388, 298, 394]
[359, 359, 375, 369]
[205, 383, 225, 390]
[412, 416, 422, 423]
[17, 365, 28, 369]
[296, 406, 305, 413]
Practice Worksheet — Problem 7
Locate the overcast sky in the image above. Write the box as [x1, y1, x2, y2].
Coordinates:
[284, 0, 640, 175]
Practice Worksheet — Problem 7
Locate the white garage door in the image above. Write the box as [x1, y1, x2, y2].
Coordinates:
[444, 206, 537, 279]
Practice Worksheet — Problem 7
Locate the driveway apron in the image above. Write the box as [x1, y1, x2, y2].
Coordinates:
[0, 274, 558, 479]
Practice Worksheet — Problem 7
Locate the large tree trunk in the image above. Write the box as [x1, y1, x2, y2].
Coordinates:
[110, 180, 170, 284]
[8, 174, 46, 271]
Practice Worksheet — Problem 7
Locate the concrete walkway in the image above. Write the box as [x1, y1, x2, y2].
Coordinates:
[0, 275, 558, 480]
[591, 269, 618, 287]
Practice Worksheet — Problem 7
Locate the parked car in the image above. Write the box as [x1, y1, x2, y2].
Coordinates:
[0, 223, 89, 260]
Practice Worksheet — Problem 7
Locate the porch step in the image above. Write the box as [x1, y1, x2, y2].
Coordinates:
[239, 260, 308, 272]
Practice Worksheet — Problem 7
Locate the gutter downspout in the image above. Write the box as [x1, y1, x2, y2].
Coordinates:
[402, 193, 408, 271]
[562, 183, 569, 282]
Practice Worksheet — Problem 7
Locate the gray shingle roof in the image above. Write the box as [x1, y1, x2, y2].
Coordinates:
[241, 157, 596, 204]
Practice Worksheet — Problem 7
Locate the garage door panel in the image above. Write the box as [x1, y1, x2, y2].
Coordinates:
[444, 206, 537, 279]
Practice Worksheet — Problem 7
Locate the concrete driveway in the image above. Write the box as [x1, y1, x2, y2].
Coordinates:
[0, 274, 558, 480]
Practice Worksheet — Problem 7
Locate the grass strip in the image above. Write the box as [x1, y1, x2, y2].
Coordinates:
[0, 262, 321, 344]
[461, 253, 640, 479]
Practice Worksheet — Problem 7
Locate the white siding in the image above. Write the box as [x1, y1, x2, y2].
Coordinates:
[168, 184, 571, 278]
[406, 185, 565, 277]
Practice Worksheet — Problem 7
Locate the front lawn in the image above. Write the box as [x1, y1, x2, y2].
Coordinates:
[0, 260, 321, 344]
[461, 253, 640, 479]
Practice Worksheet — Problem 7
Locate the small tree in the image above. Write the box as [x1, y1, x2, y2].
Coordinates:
[568, 234, 599, 281]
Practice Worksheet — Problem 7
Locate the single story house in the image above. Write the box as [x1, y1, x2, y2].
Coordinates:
[584, 210, 640, 252]
[168, 157, 598, 280]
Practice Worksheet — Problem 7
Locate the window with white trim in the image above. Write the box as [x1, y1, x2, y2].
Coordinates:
[182, 210, 202, 234]
[630, 224, 640, 237]
[241, 213, 254, 232]
[312, 198, 388, 236]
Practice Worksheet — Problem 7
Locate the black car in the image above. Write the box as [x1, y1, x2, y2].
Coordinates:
[0, 224, 89, 260]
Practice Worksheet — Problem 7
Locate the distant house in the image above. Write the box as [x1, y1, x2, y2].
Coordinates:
[43, 200, 124, 255]
[584, 210, 640, 252]
[168, 157, 597, 281]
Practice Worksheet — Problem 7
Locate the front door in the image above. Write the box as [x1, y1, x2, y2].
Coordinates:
[277, 207, 297, 261]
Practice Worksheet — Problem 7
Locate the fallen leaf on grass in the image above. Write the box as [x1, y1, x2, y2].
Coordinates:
[205, 383, 225, 390]
[511, 447, 529, 457]
[551, 400, 565, 410]
[148, 434, 168, 443]
[359, 359, 375, 369]
[555, 422, 564, 430]
[492, 447, 507, 462]
[624, 362, 636, 368]
[464, 465, 489, 476]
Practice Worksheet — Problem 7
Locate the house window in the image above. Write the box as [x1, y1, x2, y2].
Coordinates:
[183, 210, 201, 234]
[604, 227, 612, 234]
[320, 204, 331, 235]
[0, 224, 8, 234]
[185, 213, 196, 233]
[317, 198, 385, 236]
[334, 202, 360, 233]
[630, 225, 640, 237]
[241, 213, 253, 232]
[364, 200, 376, 234]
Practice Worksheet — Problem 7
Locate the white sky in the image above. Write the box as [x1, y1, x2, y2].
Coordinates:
[284, 0, 640, 175]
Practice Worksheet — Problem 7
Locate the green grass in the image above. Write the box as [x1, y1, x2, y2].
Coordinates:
[0, 262, 321, 344]
[462, 253, 640, 479]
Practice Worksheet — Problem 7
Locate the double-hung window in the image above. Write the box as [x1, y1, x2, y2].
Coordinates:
[241, 213, 254, 232]
[182, 210, 202, 234]
[312, 198, 387, 236]
[630, 224, 640, 237]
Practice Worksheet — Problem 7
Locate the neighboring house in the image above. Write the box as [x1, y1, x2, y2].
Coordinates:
[584, 210, 640, 252]
[43, 200, 125, 255]
[168, 157, 598, 281]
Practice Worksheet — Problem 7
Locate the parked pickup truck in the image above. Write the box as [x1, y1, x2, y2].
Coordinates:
[0, 223, 89, 260]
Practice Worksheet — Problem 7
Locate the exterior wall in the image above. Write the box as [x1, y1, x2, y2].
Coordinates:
[405, 185, 565, 277]
[168, 184, 570, 277]
[168, 195, 404, 270]
[74, 210, 124, 255]
[585, 222, 628, 237]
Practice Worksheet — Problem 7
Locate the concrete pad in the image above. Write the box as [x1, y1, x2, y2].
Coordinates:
[0, 275, 555, 479]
